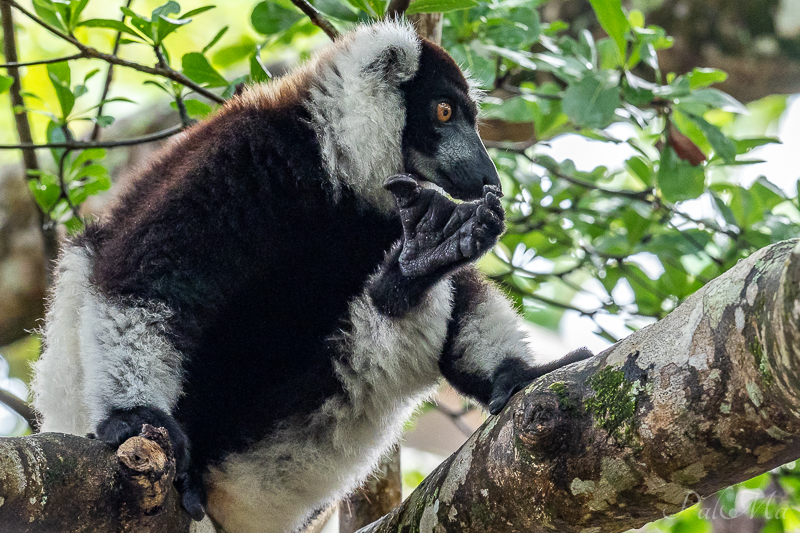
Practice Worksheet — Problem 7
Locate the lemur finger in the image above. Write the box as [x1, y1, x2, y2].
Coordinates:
[384, 174, 422, 208]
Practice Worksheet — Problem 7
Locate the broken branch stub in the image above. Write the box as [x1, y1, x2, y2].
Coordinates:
[0, 424, 191, 532]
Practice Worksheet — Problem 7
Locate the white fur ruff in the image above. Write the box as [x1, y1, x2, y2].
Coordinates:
[305, 21, 421, 212]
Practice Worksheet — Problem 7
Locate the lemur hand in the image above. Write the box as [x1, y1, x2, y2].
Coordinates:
[384, 174, 505, 278]
[488, 348, 595, 415]
[95, 406, 206, 521]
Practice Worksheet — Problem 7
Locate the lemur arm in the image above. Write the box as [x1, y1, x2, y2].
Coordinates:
[440, 268, 593, 414]
[368, 175, 592, 414]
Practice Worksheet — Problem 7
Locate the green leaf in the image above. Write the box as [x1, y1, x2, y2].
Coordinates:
[657, 146, 705, 203]
[625, 155, 653, 186]
[202, 26, 228, 54]
[151, 1, 180, 21]
[180, 5, 216, 18]
[28, 170, 62, 211]
[250, 46, 272, 83]
[170, 99, 213, 119]
[32, 0, 67, 32]
[682, 88, 748, 114]
[587, 0, 629, 63]
[0, 75, 13, 94]
[733, 137, 780, 154]
[69, 148, 106, 170]
[181, 52, 229, 87]
[47, 62, 75, 118]
[562, 72, 620, 128]
[750, 176, 785, 211]
[250, 1, 303, 35]
[477, 44, 538, 71]
[313, 0, 359, 21]
[685, 113, 736, 164]
[406, 0, 478, 15]
[687, 67, 727, 90]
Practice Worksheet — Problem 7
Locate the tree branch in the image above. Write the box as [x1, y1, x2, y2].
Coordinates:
[90, 0, 134, 142]
[359, 238, 800, 532]
[0, 53, 86, 68]
[0, 388, 37, 431]
[288, 0, 339, 41]
[385, 0, 411, 19]
[0, 0, 59, 283]
[0, 124, 186, 150]
[1, 0, 225, 104]
[0, 425, 192, 532]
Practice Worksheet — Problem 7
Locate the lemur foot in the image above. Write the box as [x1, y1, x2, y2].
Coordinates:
[384, 174, 505, 278]
[488, 348, 594, 415]
[95, 406, 206, 521]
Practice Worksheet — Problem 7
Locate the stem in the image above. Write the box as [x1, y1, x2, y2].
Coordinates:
[0, 125, 187, 150]
[90, 0, 134, 142]
[2, 0, 225, 104]
[0, 1, 59, 283]
[0, 388, 37, 432]
[288, 0, 339, 41]
[385, 0, 411, 18]
[0, 53, 85, 68]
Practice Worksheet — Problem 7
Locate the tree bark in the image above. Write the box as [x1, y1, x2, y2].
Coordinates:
[357, 238, 800, 532]
[0, 425, 191, 532]
[6, 239, 800, 531]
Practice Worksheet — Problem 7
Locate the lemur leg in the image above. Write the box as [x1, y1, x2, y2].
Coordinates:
[368, 175, 504, 317]
[440, 268, 594, 415]
[79, 294, 205, 520]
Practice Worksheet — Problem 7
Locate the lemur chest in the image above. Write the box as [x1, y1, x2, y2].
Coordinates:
[201, 279, 453, 533]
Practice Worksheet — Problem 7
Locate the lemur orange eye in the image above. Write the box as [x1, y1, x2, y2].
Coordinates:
[436, 102, 452, 122]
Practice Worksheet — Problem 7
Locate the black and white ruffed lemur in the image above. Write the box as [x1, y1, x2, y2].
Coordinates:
[31, 21, 592, 533]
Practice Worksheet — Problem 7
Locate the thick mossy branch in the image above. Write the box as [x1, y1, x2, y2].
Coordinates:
[359, 239, 800, 533]
[0, 425, 191, 532]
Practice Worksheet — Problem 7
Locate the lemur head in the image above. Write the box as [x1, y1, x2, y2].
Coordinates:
[400, 41, 500, 201]
[303, 22, 499, 211]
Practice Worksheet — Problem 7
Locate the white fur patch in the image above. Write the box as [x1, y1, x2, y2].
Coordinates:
[31, 245, 184, 433]
[31, 245, 92, 434]
[204, 279, 454, 533]
[305, 21, 421, 212]
[453, 284, 530, 375]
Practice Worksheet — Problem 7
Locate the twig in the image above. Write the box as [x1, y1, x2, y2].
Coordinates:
[386, 0, 411, 18]
[91, 0, 134, 142]
[0, 388, 37, 431]
[2, 0, 225, 104]
[288, 0, 339, 41]
[0, 124, 186, 150]
[0, 1, 59, 283]
[0, 53, 85, 68]
[528, 154, 653, 201]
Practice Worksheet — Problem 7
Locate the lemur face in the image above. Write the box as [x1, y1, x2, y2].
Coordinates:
[401, 41, 500, 201]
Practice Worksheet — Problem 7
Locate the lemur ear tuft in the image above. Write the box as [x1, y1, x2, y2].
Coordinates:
[349, 22, 420, 84]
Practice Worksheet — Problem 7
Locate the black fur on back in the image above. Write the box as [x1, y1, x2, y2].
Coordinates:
[82, 37, 475, 473]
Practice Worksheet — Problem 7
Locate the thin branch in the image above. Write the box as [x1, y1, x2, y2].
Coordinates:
[385, 0, 411, 18]
[0, 1, 59, 283]
[90, 0, 134, 142]
[288, 0, 339, 41]
[2, 0, 225, 104]
[0, 388, 37, 431]
[0, 124, 186, 150]
[529, 155, 653, 201]
[0, 52, 85, 68]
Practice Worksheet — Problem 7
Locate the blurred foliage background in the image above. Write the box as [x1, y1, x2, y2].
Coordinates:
[1, 0, 799, 531]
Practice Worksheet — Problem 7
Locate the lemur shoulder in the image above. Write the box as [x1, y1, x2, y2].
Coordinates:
[31, 21, 592, 533]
